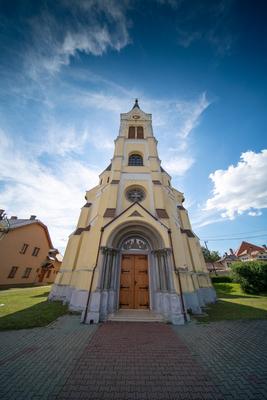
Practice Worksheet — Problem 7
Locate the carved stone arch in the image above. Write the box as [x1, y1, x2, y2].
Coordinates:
[107, 221, 165, 250]
[120, 235, 150, 252]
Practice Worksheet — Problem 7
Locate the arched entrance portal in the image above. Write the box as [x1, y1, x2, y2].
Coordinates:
[96, 222, 184, 324]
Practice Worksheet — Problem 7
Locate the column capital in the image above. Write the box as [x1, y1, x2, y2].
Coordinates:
[153, 248, 172, 256]
[101, 246, 119, 255]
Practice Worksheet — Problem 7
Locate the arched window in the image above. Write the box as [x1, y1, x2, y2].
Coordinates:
[128, 126, 135, 139]
[128, 154, 143, 166]
[137, 126, 144, 139]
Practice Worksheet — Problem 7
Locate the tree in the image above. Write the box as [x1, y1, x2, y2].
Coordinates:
[201, 247, 220, 263]
[231, 261, 267, 293]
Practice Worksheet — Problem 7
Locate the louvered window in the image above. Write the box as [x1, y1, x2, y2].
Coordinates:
[128, 126, 135, 138]
[137, 126, 144, 139]
[128, 126, 144, 139]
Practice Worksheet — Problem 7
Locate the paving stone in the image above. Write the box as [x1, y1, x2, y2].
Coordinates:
[54, 322, 222, 400]
[173, 319, 267, 400]
[1, 317, 267, 399]
[0, 315, 97, 399]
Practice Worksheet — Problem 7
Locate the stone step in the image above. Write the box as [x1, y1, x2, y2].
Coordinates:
[107, 309, 166, 323]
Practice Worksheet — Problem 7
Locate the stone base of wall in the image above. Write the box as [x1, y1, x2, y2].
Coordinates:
[49, 283, 217, 324]
[184, 286, 217, 314]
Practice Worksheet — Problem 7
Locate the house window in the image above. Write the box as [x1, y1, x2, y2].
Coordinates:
[128, 154, 143, 166]
[22, 267, 32, 278]
[8, 266, 18, 278]
[32, 247, 40, 257]
[137, 126, 144, 139]
[46, 270, 51, 278]
[128, 126, 135, 138]
[20, 243, 29, 254]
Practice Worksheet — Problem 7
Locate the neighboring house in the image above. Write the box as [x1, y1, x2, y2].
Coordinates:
[235, 241, 267, 262]
[206, 261, 225, 273]
[215, 243, 267, 272]
[0, 212, 62, 287]
[218, 250, 239, 270]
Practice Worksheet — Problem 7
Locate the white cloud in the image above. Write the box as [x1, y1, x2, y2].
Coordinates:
[248, 210, 262, 217]
[175, 92, 210, 139]
[72, 91, 134, 114]
[26, 1, 130, 78]
[205, 150, 267, 219]
[42, 122, 91, 156]
[0, 129, 99, 252]
[163, 156, 195, 176]
[159, 92, 210, 176]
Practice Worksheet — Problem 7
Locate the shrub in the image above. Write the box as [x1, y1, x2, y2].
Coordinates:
[230, 261, 267, 294]
[211, 276, 233, 283]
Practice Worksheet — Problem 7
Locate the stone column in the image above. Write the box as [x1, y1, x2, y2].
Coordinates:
[109, 250, 119, 289]
[155, 250, 167, 291]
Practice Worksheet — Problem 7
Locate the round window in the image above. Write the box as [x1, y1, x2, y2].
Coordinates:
[126, 187, 145, 202]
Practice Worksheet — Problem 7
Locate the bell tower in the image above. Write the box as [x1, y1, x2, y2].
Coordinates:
[49, 100, 216, 324]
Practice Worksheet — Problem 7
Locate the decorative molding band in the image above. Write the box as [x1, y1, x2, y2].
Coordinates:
[56, 269, 72, 273]
[196, 272, 210, 276]
[75, 268, 96, 272]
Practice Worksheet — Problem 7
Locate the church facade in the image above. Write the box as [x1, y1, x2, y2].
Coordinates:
[49, 101, 216, 324]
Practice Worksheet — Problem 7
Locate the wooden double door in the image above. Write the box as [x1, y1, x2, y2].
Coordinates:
[119, 254, 149, 309]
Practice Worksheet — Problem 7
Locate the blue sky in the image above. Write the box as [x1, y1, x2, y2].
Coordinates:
[0, 0, 266, 254]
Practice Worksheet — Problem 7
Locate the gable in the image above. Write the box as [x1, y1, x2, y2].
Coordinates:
[236, 241, 264, 257]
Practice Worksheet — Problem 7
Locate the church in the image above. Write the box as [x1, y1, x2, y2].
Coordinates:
[49, 100, 216, 324]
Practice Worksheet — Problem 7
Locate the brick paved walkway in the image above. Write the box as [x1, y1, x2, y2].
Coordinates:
[1, 317, 267, 399]
[174, 320, 267, 400]
[0, 316, 97, 400]
[56, 322, 222, 400]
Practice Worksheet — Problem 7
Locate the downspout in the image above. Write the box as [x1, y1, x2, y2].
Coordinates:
[168, 229, 187, 322]
[82, 227, 104, 324]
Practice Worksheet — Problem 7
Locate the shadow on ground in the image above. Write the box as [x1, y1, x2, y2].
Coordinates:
[0, 301, 68, 330]
[196, 300, 267, 323]
[31, 291, 50, 298]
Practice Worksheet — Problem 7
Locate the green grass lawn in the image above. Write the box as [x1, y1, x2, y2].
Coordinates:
[195, 282, 267, 323]
[0, 286, 68, 330]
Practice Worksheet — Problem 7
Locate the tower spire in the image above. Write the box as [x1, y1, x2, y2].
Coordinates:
[132, 98, 140, 109]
